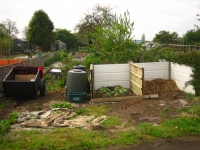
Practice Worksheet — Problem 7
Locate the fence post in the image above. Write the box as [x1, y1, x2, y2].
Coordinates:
[169, 62, 171, 80]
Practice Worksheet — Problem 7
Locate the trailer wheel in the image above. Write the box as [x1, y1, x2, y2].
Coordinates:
[40, 84, 46, 96]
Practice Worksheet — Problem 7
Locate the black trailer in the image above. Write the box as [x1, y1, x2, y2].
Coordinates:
[3, 66, 45, 98]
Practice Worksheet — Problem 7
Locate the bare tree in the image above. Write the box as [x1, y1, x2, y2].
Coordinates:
[0, 23, 8, 38]
[22, 26, 28, 39]
[75, 4, 116, 46]
[2, 19, 19, 38]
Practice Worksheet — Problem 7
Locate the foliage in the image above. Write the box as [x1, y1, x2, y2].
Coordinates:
[0, 36, 13, 57]
[83, 53, 102, 69]
[173, 51, 200, 95]
[27, 9, 55, 51]
[97, 85, 128, 97]
[44, 53, 62, 67]
[55, 28, 77, 50]
[0, 119, 10, 137]
[182, 29, 200, 45]
[50, 101, 73, 109]
[90, 10, 140, 63]
[0, 112, 18, 137]
[153, 30, 179, 44]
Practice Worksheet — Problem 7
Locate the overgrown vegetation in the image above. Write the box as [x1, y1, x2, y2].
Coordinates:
[171, 51, 200, 96]
[50, 101, 73, 109]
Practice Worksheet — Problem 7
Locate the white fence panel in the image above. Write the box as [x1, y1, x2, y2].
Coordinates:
[93, 64, 130, 90]
[136, 62, 169, 80]
[171, 63, 195, 94]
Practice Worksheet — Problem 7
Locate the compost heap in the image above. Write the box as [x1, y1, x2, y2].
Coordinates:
[143, 78, 184, 97]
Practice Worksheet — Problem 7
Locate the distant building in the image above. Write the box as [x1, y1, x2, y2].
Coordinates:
[50, 40, 66, 51]
[12, 38, 31, 53]
[133, 39, 143, 44]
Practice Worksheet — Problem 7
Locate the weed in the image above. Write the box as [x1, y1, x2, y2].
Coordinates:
[50, 101, 73, 109]
[0, 112, 18, 137]
[185, 93, 196, 101]
[159, 112, 164, 117]
[36, 106, 41, 110]
[0, 100, 8, 109]
[75, 108, 90, 116]
[163, 107, 170, 111]
[0, 119, 10, 136]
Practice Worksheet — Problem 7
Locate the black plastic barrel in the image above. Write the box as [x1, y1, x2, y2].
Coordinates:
[73, 65, 86, 71]
[65, 69, 87, 98]
[73, 65, 90, 92]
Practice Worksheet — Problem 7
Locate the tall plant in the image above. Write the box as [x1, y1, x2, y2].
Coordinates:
[90, 10, 140, 63]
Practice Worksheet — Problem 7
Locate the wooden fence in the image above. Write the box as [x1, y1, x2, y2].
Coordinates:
[130, 63, 144, 96]
[0, 52, 57, 91]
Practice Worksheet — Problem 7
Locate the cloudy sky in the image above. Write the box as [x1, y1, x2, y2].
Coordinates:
[0, 0, 199, 41]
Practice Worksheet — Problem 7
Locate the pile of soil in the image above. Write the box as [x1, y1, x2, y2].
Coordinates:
[143, 78, 185, 98]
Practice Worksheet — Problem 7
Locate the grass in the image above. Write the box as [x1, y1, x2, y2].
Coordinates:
[1, 116, 200, 150]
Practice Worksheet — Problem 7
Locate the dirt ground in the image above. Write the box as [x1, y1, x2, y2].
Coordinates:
[0, 78, 200, 149]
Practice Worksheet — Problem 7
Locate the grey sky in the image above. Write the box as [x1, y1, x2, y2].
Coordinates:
[0, 0, 199, 41]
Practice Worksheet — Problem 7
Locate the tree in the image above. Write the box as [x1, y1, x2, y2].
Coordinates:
[88, 10, 139, 63]
[153, 30, 179, 44]
[27, 9, 55, 51]
[2, 19, 19, 39]
[182, 29, 200, 45]
[75, 4, 115, 46]
[55, 29, 77, 50]
[0, 23, 8, 38]
[22, 26, 28, 40]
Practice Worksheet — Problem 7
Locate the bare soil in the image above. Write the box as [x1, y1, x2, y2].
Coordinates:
[0, 78, 200, 149]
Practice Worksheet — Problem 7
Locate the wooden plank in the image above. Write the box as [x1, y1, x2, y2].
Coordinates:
[90, 64, 93, 71]
[15, 74, 36, 81]
[90, 94, 158, 103]
[130, 62, 143, 69]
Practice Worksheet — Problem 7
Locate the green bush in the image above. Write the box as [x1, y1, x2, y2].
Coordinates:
[44, 53, 62, 67]
[173, 51, 200, 96]
[83, 54, 102, 69]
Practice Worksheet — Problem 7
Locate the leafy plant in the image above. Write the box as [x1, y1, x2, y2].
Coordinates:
[97, 85, 128, 97]
[98, 86, 111, 94]
[36, 106, 41, 110]
[50, 101, 73, 109]
[111, 85, 128, 96]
